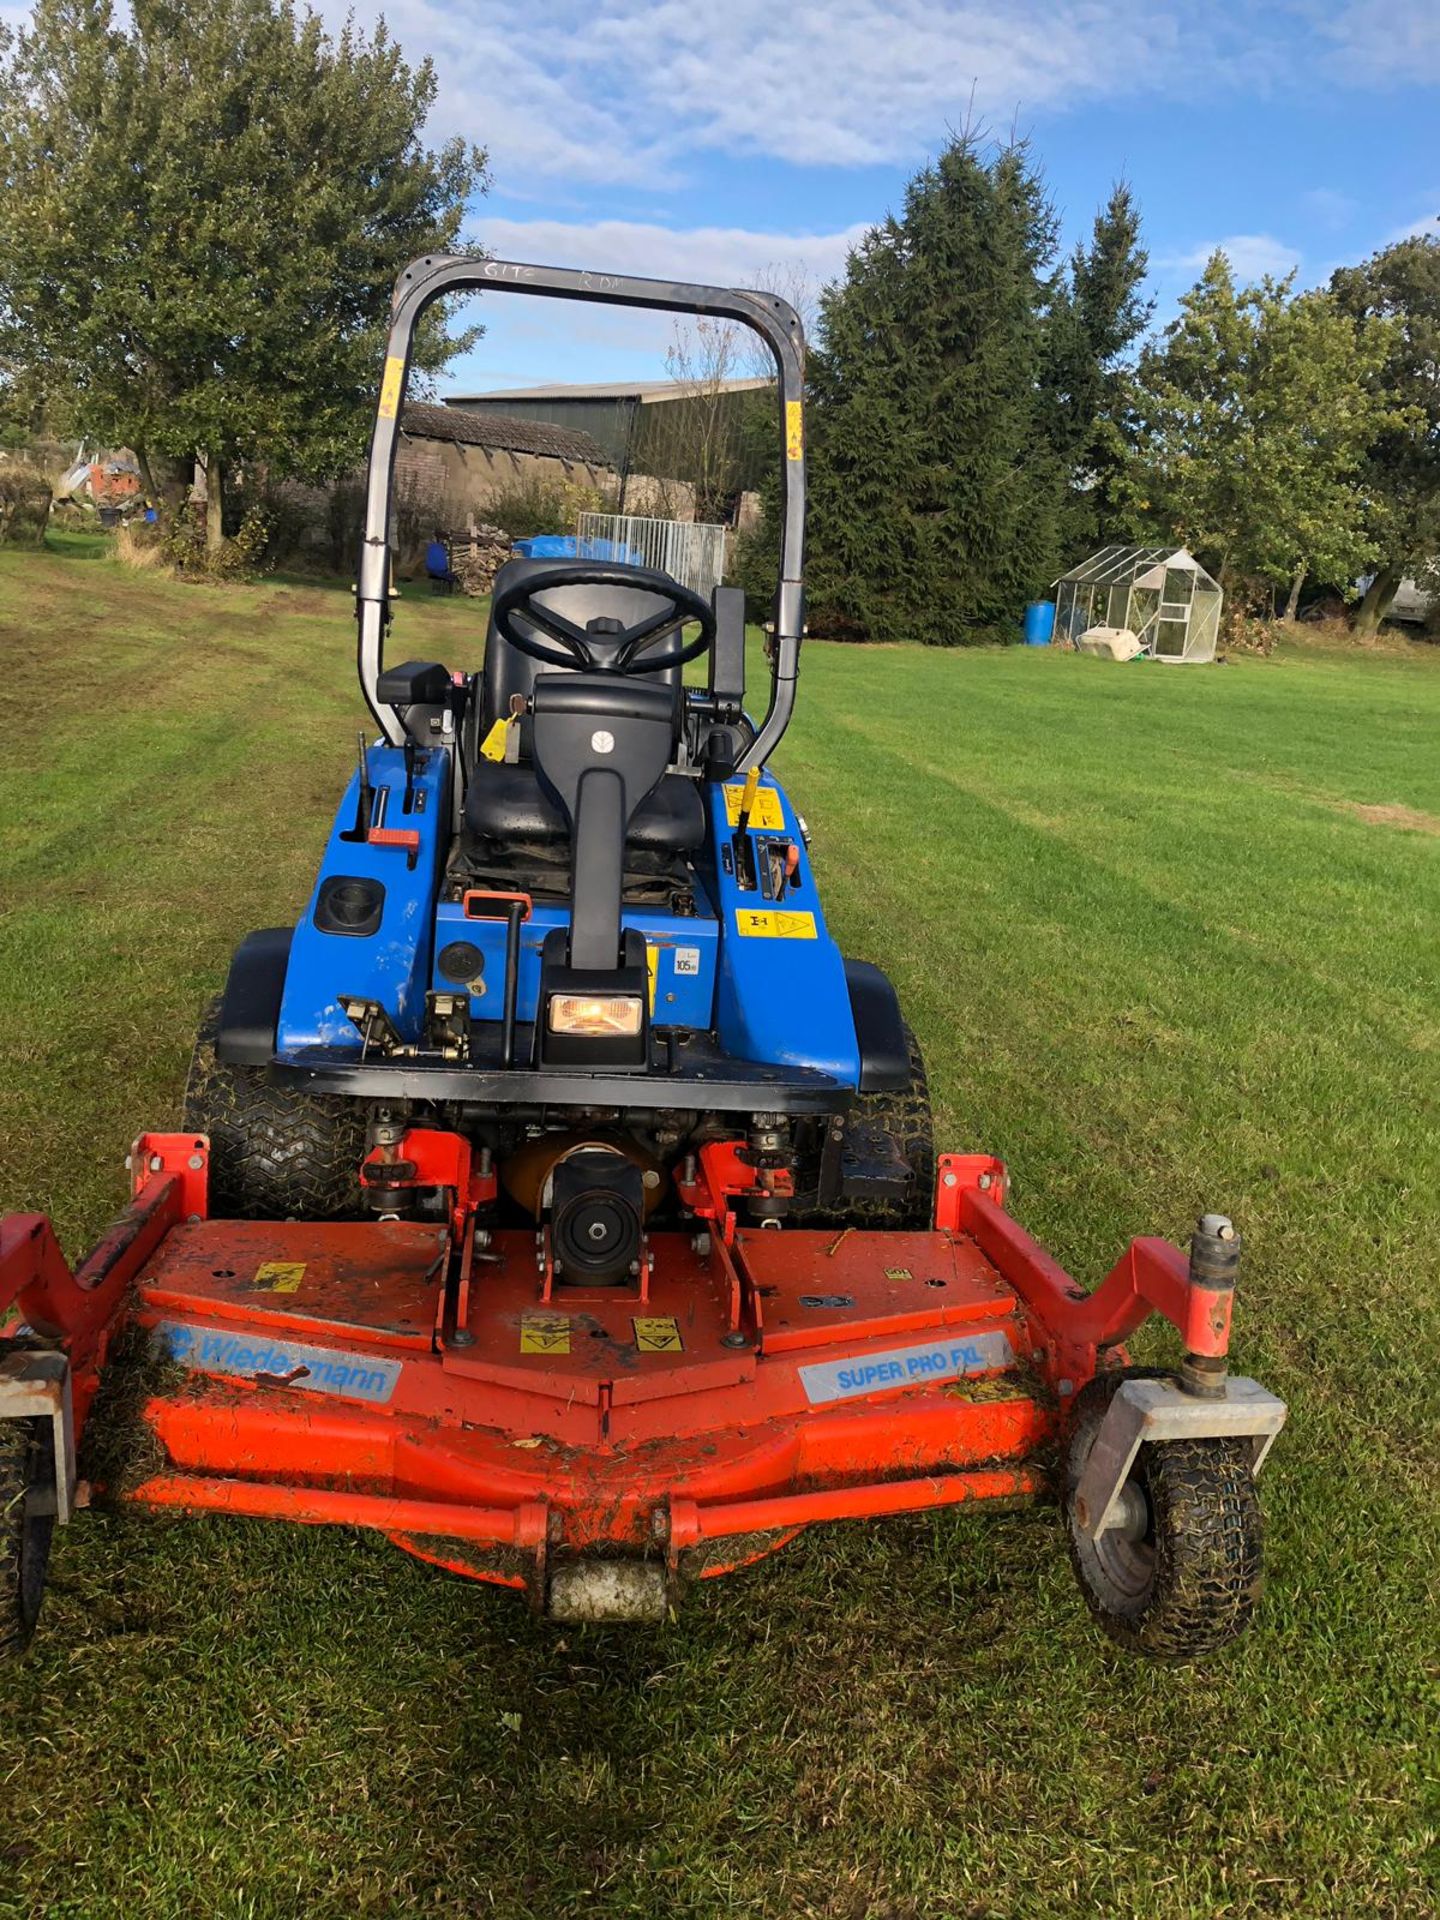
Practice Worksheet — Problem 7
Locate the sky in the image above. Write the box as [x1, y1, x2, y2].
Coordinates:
[354, 0, 1437, 397]
[12, 0, 1431, 394]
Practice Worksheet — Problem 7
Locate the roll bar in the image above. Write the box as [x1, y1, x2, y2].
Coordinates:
[357, 255, 806, 764]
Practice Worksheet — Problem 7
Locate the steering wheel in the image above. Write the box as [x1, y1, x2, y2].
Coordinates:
[492, 563, 716, 676]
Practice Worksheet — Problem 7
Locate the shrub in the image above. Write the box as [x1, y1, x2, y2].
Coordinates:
[115, 520, 170, 570]
[121, 502, 275, 581]
[481, 475, 614, 541]
[0, 461, 52, 545]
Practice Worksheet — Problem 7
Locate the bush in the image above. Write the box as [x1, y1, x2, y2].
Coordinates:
[118, 502, 274, 581]
[115, 520, 170, 571]
[481, 475, 614, 542]
[0, 461, 52, 545]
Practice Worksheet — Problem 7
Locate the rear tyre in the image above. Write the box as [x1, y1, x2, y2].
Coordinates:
[0, 1414, 54, 1660]
[183, 997, 367, 1220]
[792, 1024, 935, 1229]
[1064, 1368, 1264, 1661]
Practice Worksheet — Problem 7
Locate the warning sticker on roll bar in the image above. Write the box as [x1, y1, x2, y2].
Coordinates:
[798, 1330, 1014, 1405]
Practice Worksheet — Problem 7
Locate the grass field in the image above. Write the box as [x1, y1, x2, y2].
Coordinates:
[0, 536, 1436, 1919]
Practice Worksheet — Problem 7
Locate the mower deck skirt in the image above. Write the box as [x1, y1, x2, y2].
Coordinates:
[3, 1147, 1250, 1605]
[113, 1215, 1051, 1583]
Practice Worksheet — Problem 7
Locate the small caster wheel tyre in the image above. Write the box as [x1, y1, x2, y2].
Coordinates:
[1064, 1368, 1264, 1662]
[0, 1415, 55, 1659]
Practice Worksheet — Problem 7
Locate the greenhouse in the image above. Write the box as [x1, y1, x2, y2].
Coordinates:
[1053, 545, 1223, 663]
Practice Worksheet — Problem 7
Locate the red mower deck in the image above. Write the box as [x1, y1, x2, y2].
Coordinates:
[0, 1133, 1284, 1625]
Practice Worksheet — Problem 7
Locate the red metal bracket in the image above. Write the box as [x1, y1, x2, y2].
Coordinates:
[955, 1188, 1234, 1389]
[129, 1132, 209, 1221]
[934, 1152, 1008, 1230]
[361, 1127, 497, 1238]
[674, 1140, 792, 1245]
[1, 1151, 191, 1402]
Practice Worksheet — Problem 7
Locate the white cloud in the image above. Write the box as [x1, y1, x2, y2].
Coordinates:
[321, 1, 1253, 188]
[1159, 233, 1303, 283]
[438, 217, 866, 392]
[1302, 187, 1358, 231]
[473, 216, 866, 291]
[1381, 206, 1440, 245]
[1306, 0, 1440, 85]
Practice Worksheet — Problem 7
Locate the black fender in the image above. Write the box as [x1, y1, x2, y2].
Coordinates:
[844, 958, 911, 1093]
[214, 927, 293, 1064]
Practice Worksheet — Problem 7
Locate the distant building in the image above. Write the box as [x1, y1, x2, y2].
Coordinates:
[397, 400, 613, 527]
[443, 377, 774, 516]
[392, 401, 621, 555]
[270, 404, 619, 573]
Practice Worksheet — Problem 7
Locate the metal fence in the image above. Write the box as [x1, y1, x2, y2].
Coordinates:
[575, 511, 727, 600]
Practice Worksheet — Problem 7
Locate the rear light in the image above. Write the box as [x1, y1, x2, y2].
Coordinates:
[547, 993, 644, 1039]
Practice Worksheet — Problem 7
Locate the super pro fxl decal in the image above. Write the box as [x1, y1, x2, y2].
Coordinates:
[156, 1320, 401, 1404]
[799, 1330, 1014, 1405]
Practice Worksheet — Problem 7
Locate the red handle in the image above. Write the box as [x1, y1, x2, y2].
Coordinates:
[462, 889, 533, 921]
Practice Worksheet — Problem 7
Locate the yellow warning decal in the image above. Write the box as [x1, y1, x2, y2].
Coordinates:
[646, 942, 658, 1014]
[785, 398, 803, 462]
[633, 1316, 683, 1353]
[479, 716, 510, 762]
[722, 783, 785, 830]
[520, 1313, 571, 1355]
[253, 1261, 306, 1294]
[884, 1266, 913, 1282]
[735, 908, 818, 940]
[377, 354, 406, 420]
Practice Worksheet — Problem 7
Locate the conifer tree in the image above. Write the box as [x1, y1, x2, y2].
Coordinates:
[1041, 183, 1151, 556]
[803, 137, 1063, 644]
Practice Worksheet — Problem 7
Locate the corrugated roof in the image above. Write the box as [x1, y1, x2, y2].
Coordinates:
[401, 400, 607, 466]
[442, 377, 773, 404]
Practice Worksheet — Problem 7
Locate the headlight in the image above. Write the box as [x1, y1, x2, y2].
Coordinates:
[547, 993, 644, 1038]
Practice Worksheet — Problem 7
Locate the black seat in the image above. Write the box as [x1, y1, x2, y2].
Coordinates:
[464, 558, 705, 856]
[465, 759, 704, 852]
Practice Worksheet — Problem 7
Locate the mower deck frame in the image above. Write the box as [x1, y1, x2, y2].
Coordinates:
[0, 1134, 1283, 1620]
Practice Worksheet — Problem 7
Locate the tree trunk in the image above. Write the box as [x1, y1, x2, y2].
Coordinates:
[205, 456, 225, 556]
[140, 448, 189, 514]
[1353, 563, 1402, 639]
[1284, 561, 1306, 622]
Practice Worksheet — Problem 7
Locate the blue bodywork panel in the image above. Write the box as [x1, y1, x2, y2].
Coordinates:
[275, 745, 861, 1090]
[707, 777, 860, 1085]
[277, 745, 450, 1056]
[434, 898, 718, 1029]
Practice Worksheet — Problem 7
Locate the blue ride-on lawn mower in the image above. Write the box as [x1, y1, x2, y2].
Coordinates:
[0, 257, 1286, 1650]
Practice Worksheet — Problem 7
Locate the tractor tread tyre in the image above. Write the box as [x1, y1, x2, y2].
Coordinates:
[0, 1415, 54, 1660]
[1065, 1368, 1264, 1663]
[183, 997, 367, 1221]
[793, 1025, 935, 1230]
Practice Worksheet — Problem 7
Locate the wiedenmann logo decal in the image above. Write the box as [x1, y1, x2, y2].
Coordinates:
[156, 1321, 401, 1404]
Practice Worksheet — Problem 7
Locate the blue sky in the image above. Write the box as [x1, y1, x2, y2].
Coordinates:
[351, 3, 1436, 391]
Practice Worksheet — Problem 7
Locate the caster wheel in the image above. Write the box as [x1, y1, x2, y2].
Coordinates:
[0, 1414, 55, 1660]
[1064, 1368, 1265, 1661]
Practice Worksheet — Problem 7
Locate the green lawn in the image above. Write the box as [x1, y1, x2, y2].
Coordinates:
[1, 539, 1436, 1919]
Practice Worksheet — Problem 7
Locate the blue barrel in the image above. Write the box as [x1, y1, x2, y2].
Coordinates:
[1022, 600, 1055, 646]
